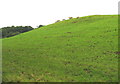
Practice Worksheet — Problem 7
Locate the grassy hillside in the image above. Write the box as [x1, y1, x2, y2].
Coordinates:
[2, 15, 118, 82]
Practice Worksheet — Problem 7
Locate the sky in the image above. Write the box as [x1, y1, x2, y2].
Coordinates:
[0, 0, 119, 28]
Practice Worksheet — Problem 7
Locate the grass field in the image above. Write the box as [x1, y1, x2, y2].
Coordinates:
[2, 15, 118, 82]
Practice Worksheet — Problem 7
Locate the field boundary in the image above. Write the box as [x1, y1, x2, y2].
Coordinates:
[118, 1, 120, 83]
[0, 27, 2, 83]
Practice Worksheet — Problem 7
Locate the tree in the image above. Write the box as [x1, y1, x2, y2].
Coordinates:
[1, 26, 34, 38]
[37, 25, 44, 28]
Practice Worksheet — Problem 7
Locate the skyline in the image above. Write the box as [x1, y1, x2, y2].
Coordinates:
[0, 0, 119, 28]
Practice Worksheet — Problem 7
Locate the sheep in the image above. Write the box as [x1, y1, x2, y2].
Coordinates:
[62, 19, 65, 21]
[55, 20, 60, 23]
[68, 17, 73, 19]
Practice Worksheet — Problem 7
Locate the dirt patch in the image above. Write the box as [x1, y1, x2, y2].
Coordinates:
[83, 68, 92, 73]
[72, 21, 78, 23]
[66, 32, 72, 33]
[114, 51, 120, 55]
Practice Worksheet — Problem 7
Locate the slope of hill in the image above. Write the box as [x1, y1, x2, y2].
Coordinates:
[2, 15, 118, 82]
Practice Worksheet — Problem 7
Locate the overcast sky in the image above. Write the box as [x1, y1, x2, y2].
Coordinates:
[0, 0, 119, 28]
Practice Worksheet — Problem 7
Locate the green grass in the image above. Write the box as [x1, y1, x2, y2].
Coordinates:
[2, 15, 118, 82]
